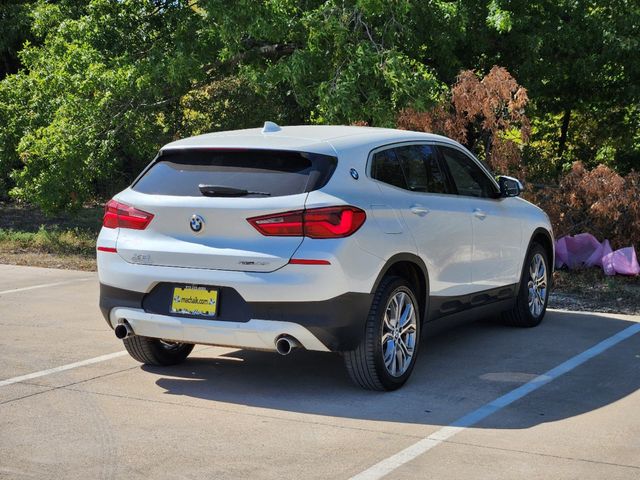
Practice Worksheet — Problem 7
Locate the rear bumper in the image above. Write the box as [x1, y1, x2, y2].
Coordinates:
[97, 236, 384, 303]
[111, 307, 331, 352]
[100, 283, 372, 352]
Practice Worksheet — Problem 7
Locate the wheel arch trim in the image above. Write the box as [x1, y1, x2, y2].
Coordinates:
[370, 253, 430, 323]
[516, 227, 555, 295]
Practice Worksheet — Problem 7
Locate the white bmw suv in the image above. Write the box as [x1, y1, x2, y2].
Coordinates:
[97, 123, 553, 390]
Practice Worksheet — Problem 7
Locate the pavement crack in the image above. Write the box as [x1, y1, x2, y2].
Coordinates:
[0, 387, 60, 406]
[58, 385, 426, 440]
[442, 438, 640, 470]
[0, 366, 140, 406]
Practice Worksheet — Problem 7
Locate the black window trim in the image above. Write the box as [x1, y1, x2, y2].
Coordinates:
[130, 152, 160, 188]
[367, 141, 457, 196]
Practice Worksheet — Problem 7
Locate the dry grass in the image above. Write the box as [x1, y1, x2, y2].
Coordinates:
[0, 251, 95, 271]
[0, 203, 100, 271]
[551, 269, 640, 315]
[0, 202, 103, 232]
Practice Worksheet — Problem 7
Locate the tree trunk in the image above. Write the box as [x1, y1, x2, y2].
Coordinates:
[557, 108, 571, 158]
[484, 132, 493, 163]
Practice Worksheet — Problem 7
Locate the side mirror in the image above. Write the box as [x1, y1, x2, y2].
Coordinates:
[497, 175, 523, 197]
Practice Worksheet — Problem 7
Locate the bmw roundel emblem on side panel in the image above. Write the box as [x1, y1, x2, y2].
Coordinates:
[190, 214, 204, 233]
[350, 168, 359, 180]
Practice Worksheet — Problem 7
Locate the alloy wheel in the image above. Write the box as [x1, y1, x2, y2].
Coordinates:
[527, 253, 547, 318]
[381, 290, 418, 377]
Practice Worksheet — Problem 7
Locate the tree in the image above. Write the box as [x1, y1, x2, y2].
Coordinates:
[463, 0, 640, 170]
[1, 0, 456, 210]
[0, 0, 35, 79]
[1, 0, 639, 212]
[1, 0, 210, 210]
[398, 66, 530, 175]
[200, 0, 451, 126]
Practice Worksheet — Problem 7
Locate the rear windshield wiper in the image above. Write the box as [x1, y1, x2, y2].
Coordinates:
[198, 184, 271, 197]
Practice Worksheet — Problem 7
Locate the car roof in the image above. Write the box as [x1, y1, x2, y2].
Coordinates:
[161, 124, 457, 156]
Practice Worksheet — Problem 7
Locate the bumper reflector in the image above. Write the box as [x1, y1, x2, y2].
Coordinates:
[289, 259, 331, 265]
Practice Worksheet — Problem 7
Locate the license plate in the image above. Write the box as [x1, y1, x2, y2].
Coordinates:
[170, 285, 218, 317]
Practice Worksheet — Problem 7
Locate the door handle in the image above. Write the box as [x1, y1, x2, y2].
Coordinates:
[410, 205, 430, 216]
[473, 208, 487, 220]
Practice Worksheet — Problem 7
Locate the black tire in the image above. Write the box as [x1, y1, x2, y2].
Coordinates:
[500, 243, 550, 327]
[123, 335, 194, 366]
[344, 276, 421, 391]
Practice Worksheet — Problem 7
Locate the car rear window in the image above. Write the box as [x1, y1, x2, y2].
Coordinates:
[132, 149, 337, 197]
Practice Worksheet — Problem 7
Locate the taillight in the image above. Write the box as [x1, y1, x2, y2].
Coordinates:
[303, 206, 366, 238]
[247, 210, 304, 236]
[103, 200, 154, 230]
[248, 206, 366, 239]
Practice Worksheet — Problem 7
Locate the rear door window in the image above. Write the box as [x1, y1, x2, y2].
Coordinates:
[132, 149, 337, 197]
[393, 146, 429, 192]
[394, 145, 448, 194]
[371, 144, 450, 194]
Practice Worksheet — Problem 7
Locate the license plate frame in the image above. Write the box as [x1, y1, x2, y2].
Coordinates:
[170, 285, 219, 318]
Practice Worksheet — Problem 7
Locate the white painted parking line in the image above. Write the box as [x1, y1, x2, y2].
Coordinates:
[0, 351, 127, 388]
[350, 322, 640, 480]
[0, 277, 92, 296]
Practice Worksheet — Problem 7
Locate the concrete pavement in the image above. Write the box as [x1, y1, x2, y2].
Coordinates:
[1, 264, 639, 479]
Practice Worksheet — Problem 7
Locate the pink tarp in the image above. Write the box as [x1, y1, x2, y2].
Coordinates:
[555, 233, 640, 276]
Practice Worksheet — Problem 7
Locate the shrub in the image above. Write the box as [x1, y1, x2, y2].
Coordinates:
[529, 162, 640, 249]
[397, 66, 530, 176]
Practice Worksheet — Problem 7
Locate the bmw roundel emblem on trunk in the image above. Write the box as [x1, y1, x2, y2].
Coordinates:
[190, 214, 204, 233]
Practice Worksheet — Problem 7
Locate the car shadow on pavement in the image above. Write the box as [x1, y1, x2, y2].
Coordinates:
[146, 310, 640, 429]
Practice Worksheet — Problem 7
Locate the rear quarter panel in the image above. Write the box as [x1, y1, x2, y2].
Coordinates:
[306, 143, 418, 293]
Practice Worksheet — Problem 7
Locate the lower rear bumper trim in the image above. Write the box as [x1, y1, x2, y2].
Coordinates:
[100, 283, 373, 351]
[110, 307, 330, 352]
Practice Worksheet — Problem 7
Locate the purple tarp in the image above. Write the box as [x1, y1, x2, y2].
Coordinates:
[555, 233, 640, 276]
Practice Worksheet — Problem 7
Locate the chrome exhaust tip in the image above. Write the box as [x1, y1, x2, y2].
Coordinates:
[275, 335, 300, 355]
[114, 322, 134, 340]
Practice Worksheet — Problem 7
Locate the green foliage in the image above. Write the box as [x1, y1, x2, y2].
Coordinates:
[0, 0, 36, 79]
[0, 0, 638, 212]
[1, 0, 209, 211]
[476, 0, 640, 173]
[202, 0, 448, 125]
[0, 0, 453, 211]
[286, 1, 445, 125]
[525, 104, 640, 179]
[486, 0, 512, 33]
